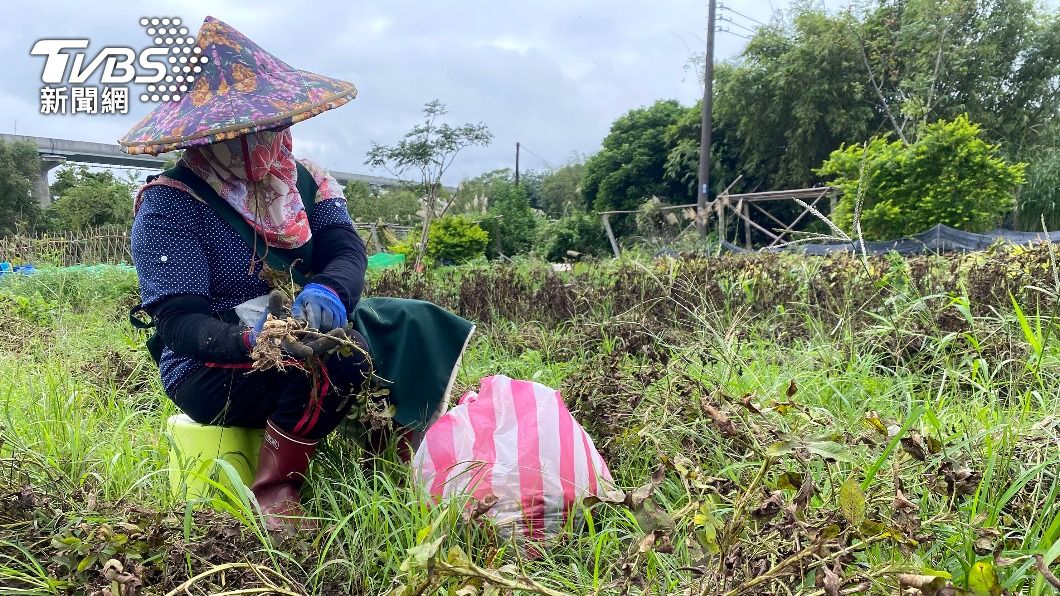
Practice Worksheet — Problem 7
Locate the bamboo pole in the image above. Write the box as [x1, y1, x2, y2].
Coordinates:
[742, 200, 751, 248]
[766, 189, 829, 247]
[602, 213, 621, 258]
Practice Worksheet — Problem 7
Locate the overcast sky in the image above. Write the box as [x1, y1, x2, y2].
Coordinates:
[3, 1, 838, 183]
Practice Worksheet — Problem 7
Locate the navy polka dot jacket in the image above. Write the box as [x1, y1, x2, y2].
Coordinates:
[131, 183, 366, 395]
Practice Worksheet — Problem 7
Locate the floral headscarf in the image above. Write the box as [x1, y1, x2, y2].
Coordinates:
[136, 127, 345, 249]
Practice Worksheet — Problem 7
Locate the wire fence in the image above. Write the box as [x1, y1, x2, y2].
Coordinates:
[0, 222, 414, 267]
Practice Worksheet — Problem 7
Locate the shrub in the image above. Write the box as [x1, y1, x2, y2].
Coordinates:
[422, 215, 489, 264]
[487, 182, 539, 257]
[535, 211, 611, 261]
[817, 115, 1026, 240]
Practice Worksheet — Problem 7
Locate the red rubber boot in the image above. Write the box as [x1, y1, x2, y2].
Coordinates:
[251, 421, 318, 531]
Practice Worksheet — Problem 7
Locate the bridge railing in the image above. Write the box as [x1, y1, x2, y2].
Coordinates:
[0, 222, 413, 267]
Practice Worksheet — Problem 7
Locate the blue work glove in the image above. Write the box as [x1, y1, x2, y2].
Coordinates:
[292, 283, 347, 333]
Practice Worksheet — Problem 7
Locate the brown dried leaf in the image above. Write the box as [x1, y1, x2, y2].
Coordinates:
[1034, 554, 1060, 591]
[897, 574, 949, 595]
[786, 379, 798, 398]
[101, 558, 143, 596]
[973, 528, 1000, 556]
[751, 490, 784, 521]
[470, 494, 498, 521]
[700, 399, 738, 437]
[901, 432, 928, 461]
[936, 461, 983, 498]
[637, 531, 656, 553]
[794, 470, 816, 511]
[893, 488, 918, 513]
[739, 393, 763, 415]
[653, 532, 674, 554]
[821, 562, 842, 596]
[629, 464, 667, 507]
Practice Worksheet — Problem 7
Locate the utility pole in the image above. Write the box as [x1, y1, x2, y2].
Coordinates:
[515, 142, 520, 185]
[697, 0, 717, 239]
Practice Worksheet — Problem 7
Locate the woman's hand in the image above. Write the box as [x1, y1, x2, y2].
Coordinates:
[247, 290, 345, 359]
[292, 283, 347, 332]
[246, 290, 285, 349]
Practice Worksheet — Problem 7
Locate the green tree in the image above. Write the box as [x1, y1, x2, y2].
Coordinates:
[657, 0, 1060, 236]
[344, 180, 422, 225]
[47, 166, 136, 231]
[535, 210, 611, 261]
[485, 177, 538, 257]
[454, 169, 540, 257]
[859, 0, 1060, 152]
[1016, 145, 1060, 230]
[712, 10, 876, 193]
[581, 100, 690, 218]
[818, 115, 1025, 239]
[537, 160, 585, 217]
[0, 140, 41, 234]
[449, 169, 511, 215]
[366, 100, 492, 269]
[663, 92, 743, 200]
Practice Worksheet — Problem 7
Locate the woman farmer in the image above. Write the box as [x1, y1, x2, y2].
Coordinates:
[119, 17, 379, 529]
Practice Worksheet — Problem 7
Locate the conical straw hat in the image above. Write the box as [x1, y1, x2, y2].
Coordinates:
[119, 17, 356, 155]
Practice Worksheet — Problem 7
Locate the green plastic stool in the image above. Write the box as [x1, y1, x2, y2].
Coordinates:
[166, 414, 264, 500]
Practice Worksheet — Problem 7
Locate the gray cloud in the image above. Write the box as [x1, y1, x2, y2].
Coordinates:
[1, 1, 805, 182]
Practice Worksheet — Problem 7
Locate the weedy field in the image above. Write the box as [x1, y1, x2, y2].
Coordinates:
[1, 249, 1060, 595]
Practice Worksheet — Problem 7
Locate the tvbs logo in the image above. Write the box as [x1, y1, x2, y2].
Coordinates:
[31, 17, 200, 114]
[31, 39, 167, 85]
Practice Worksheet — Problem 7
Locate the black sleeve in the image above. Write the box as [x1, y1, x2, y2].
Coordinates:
[310, 224, 368, 312]
[151, 294, 251, 362]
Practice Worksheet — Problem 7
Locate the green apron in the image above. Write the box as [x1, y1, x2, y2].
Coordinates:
[352, 297, 475, 430]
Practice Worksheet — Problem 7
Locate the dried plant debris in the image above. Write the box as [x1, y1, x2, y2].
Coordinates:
[249, 290, 369, 372]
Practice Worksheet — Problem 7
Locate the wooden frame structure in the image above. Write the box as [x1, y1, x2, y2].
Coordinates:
[599, 186, 838, 257]
[353, 222, 414, 253]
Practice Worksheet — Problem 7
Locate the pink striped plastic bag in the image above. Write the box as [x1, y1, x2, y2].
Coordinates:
[412, 375, 614, 540]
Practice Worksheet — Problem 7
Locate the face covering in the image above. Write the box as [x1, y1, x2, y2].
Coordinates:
[135, 127, 347, 250]
[181, 127, 311, 249]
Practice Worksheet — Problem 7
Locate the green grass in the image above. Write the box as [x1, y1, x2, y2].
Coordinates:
[1, 259, 1059, 594]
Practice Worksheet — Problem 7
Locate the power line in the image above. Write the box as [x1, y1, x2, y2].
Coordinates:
[517, 144, 556, 170]
[718, 4, 768, 27]
[717, 27, 751, 40]
[717, 15, 757, 34]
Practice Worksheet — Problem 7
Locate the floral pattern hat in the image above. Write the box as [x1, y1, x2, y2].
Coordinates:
[119, 16, 356, 155]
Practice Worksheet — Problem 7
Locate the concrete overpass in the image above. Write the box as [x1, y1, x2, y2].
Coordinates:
[0, 133, 411, 206]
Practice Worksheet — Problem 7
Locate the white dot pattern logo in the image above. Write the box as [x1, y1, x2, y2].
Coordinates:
[139, 16, 198, 103]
